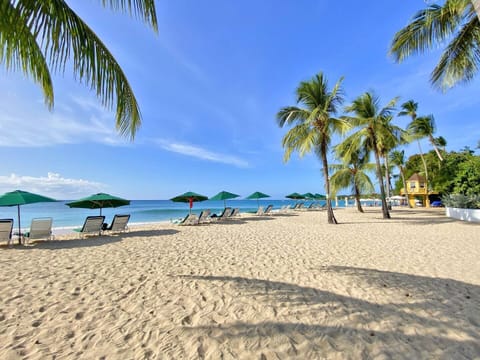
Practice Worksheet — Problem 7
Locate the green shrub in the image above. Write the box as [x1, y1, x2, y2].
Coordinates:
[442, 194, 480, 209]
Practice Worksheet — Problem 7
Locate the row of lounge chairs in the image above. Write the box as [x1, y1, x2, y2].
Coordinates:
[174, 207, 240, 225]
[0, 214, 130, 245]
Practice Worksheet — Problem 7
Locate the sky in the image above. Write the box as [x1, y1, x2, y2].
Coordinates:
[1, 0, 479, 200]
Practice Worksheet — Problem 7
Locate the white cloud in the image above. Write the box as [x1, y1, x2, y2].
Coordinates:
[0, 92, 131, 147]
[0, 173, 105, 199]
[157, 140, 249, 168]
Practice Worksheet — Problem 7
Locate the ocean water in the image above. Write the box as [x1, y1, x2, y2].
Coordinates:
[0, 199, 353, 231]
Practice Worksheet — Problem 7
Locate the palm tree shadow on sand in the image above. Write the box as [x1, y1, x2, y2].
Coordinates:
[176, 267, 480, 358]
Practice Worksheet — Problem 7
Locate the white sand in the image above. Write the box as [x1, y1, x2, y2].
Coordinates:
[0, 208, 479, 359]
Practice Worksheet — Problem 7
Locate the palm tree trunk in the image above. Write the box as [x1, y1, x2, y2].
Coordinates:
[354, 183, 364, 213]
[473, 0, 480, 22]
[384, 154, 391, 200]
[374, 148, 390, 219]
[417, 139, 430, 207]
[400, 168, 412, 208]
[429, 135, 444, 161]
[321, 143, 337, 224]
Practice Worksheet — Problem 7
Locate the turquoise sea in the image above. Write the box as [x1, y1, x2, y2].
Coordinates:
[0, 199, 355, 232]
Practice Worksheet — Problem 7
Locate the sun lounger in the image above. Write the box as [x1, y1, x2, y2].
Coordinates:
[228, 208, 240, 218]
[294, 202, 305, 210]
[23, 217, 54, 243]
[173, 213, 199, 226]
[74, 216, 105, 237]
[264, 204, 274, 215]
[0, 218, 13, 245]
[255, 206, 265, 216]
[105, 214, 130, 233]
[211, 207, 232, 221]
[198, 209, 212, 224]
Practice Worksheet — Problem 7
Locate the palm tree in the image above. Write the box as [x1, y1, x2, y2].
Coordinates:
[409, 115, 444, 161]
[1, 0, 158, 138]
[390, 150, 412, 208]
[376, 115, 407, 202]
[434, 136, 448, 152]
[277, 72, 348, 224]
[390, 0, 480, 91]
[343, 92, 398, 219]
[398, 100, 431, 202]
[331, 140, 375, 213]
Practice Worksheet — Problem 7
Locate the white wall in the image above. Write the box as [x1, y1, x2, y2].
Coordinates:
[446, 207, 480, 223]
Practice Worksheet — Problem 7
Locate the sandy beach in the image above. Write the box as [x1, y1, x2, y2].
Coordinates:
[0, 208, 479, 359]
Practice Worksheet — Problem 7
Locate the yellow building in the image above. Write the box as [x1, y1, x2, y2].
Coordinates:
[400, 173, 437, 208]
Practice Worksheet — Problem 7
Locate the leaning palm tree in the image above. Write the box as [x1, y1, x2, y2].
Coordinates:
[390, 150, 413, 208]
[409, 115, 444, 161]
[434, 136, 448, 152]
[331, 140, 375, 213]
[398, 100, 431, 199]
[277, 72, 348, 224]
[343, 92, 399, 219]
[1, 0, 158, 138]
[390, 0, 480, 91]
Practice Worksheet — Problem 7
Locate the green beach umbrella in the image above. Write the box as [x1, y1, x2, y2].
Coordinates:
[210, 191, 240, 209]
[302, 192, 315, 200]
[0, 190, 57, 244]
[246, 191, 270, 209]
[170, 191, 208, 214]
[66, 193, 130, 216]
[285, 192, 305, 200]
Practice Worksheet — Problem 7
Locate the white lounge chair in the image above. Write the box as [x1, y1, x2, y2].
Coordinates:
[198, 209, 212, 224]
[264, 204, 274, 215]
[255, 206, 265, 216]
[0, 219, 13, 245]
[105, 214, 130, 233]
[24, 217, 54, 244]
[173, 213, 199, 226]
[228, 208, 240, 218]
[211, 207, 232, 221]
[74, 216, 105, 237]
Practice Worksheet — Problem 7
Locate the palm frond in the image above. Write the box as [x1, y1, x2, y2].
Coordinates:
[13, 0, 159, 138]
[398, 100, 418, 118]
[99, 0, 158, 31]
[390, 1, 469, 62]
[431, 14, 480, 89]
[281, 123, 316, 162]
[330, 168, 354, 194]
[17, 0, 142, 137]
[354, 171, 375, 193]
[276, 106, 309, 127]
[0, 1, 53, 108]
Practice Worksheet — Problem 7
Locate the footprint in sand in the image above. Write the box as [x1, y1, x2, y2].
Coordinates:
[181, 315, 192, 325]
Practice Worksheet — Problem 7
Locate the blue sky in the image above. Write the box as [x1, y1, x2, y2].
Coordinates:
[1, 0, 479, 200]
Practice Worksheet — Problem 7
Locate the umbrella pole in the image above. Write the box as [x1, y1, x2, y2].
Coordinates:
[17, 204, 22, 245]
[224, 199, 226, 209]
